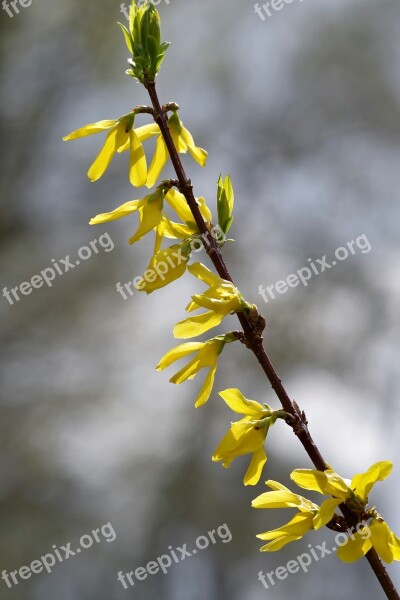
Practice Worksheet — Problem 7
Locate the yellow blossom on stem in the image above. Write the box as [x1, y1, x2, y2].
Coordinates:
[146, 112, 207, 188]
[212, 388, 279, 486]
[289, 460, 400, 565]
[252, 480, 343, 551]
[137, 240, 192, 294]
[255, 513, 315, 552]
[252, 462, 400, 561]
[173, 263, 251, 339]
[290, 461, 393, 504]
[160, 190, 212, 241]
[136, 189, 213, 293]
[337, 519, 400, 564]
[63, 116, 158, 186]
[156, 334, 236, 407]
[89, 188, 164, 245]
[164, 188, 212, 230]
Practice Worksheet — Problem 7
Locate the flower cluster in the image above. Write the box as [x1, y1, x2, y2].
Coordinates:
[63, 112, 206, 188]
[252, 461, 400, 563]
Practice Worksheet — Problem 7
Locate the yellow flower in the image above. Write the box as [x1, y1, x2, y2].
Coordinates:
[173, 263, 250, 339]
[63, 116, 159, 186]
[252, 461, 400, 560]
[255, 513, 315, 552]
[136, 190, 213, 293]
[164, 188, 212, 230]
[156, 334, 235, 407]
[212, 388, 276, 486]
[291, 461, 393, 504]
[252, 481, 318, 551]
[89, 189, 164, 245]
[137, 240, 191, 294]
[160, 190, 212, 241]
[337, 519, 400, 564]
[146, 112, 207, 188]
[252, 480, 343, 551]
[252, 480, 319, 512]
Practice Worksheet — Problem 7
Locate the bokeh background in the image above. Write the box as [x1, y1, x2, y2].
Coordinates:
[1, 0, 400, 598]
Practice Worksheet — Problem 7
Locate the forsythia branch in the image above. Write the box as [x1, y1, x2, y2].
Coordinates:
[63, 4, 399, 599]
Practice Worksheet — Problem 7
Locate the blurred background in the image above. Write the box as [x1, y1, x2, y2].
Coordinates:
[1, 0, 400, 598]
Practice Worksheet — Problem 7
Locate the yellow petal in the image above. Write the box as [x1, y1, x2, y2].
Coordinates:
[266, 480, 294, 493]
[263, 481, 318, 512]
[180, 126, 208, 166]
[170, 123, 188, 153]
[291, 469, 349, 501]
[390, 531, 400, 561]
[198, 196, 212, 222]
[63, 120, 116, 141]
[187, 262, 224, 287]
[351, 461, 393, 503]
[336, 532, 372, 563]
[194, 363, 217, 408]
[136, 123, 160, 142]
[89, 199, 144, 225]
[256, 513, 313, 540]
[138, 244, 190, 294]
[162, 216, 193, 240]
[370, 521, 394, 564]
[190, 287, 240, 314]
[213, 422, 264, 462]
[173, 310, 224, 339]
[129, 129, 147, 187]
[169, 357, 202, 384]
[197, 339, 221, 365]
[146, 134, 169, 188]
[259, 535, 302, 552]
[313, 498, 342, 530]
[87, 129, 120, 181]
[165, 189, 193, 224]
[244, 447, 267, 486]
[218, 388, 264, 417]
[290, 469, 329, 494]
[129, 196, 163, 245]
[153, 221, 166, 255]
[156, 342, 203, 371]
[117, 123, 160, 153]
[252, 490, 306, 510]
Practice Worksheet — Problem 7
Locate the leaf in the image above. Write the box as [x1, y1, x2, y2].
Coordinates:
[118, 23, 134, 54]
[217, 175, 230, 233]
[222, 216, 233, 234]
[224, 175, 234, 216]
